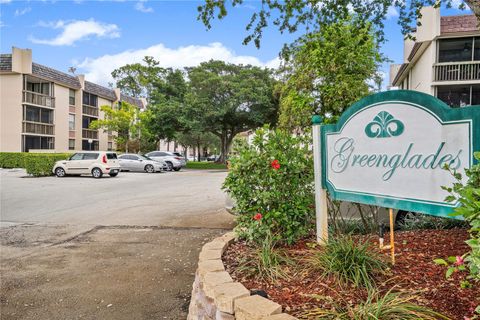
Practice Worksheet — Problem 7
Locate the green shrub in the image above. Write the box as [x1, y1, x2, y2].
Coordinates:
[24, 153, 71, 177]
[303, 288, 449, 320]
[398, 212, 468, 231]
[237, 235, 292, 283]
[223, 127, 314, 245]
[438, 151, 480, 315]
[307, 236, 388, 288]
[0, 152, 27, 168]
[329, 218, 379, 236]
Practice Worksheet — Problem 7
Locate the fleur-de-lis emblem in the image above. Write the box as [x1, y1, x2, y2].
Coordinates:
[365, 111, 404, 138]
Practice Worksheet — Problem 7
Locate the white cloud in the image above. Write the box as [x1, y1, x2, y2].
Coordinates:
[451, 0, 464, 7]
[135, 0, 153, 13]
[15, 7, 31, 17]
[386, 6, 399, 19]
[30, 19, 120, 46]
[77, 42, 280, 85]
[0, 0, 12, 3]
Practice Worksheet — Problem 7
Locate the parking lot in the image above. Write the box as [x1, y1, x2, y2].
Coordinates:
[0, 169, 234, 320]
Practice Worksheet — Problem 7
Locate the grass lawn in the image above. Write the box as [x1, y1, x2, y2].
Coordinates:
[186, 161, 227, 170]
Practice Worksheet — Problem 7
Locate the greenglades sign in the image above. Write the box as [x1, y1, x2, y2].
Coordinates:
[317, 90, 480, 218]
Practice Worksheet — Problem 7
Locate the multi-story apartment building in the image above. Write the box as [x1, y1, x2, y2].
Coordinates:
[390, 7, 480, 107]
[0, 47, 146, 153]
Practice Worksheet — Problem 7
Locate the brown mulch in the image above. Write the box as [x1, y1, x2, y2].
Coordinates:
[223, 229, 480, 319]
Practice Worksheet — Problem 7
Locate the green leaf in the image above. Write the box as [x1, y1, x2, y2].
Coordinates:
[433, 258, 448, 266]
[444, 195, 456, 203]
[446, 267, 455, 279]
[447, 256, 457, 263]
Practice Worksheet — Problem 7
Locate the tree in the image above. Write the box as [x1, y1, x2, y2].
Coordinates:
[89, 101, 140, 152]
[141, 101, 185, 146]
[112, 57, 191, 149]
[198, 0, 477, 48]
[111, 56, 166, 99]
[176, 131, 220, 161]
[186, 60, 279, 163]
[278, 17, 384, 129]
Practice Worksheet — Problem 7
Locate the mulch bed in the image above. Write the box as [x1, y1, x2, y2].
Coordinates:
[223, 229, 480, 319]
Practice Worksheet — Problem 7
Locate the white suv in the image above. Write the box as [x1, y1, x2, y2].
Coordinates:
[53, 151, 121, 178]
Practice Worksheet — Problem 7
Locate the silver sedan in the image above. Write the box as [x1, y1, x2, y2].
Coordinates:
[118, 154, 166, 173]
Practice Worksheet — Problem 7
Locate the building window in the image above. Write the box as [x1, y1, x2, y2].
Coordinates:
[69, 89, 75, 105]
[22, 135, 54, 152]
[107, 142, 113, 151]
[24, 106, 53, 124]
[69, 114, 76, 130]
[69, 139, 75, 150]
[26, 82, 50, 95]
[83, 92, 98, 107]
[436, 84, 480, 107]
[438, 37, 479, 63]
[82, 139, 99, 151]
[82, 116, 97, 129]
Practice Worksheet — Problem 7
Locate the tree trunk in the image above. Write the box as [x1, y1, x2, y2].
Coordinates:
[218, 131, 235, 164]
[197, 141, 201, 162]
[218, 132, 226, 163]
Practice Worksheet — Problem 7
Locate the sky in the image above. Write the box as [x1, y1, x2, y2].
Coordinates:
[0, 0, 470, 89]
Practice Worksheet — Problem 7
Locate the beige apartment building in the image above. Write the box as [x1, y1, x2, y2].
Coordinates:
[0, 47, 146, 153]
[390, 7, 480, 107]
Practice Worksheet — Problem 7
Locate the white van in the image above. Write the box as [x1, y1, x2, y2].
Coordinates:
[53, 151, 121, 178]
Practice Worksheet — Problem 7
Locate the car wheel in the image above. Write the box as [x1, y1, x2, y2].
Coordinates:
[145, 164, 155, 173]
[91, 167, 103, 179]
[109, 172, 118, 177]
[173, 167, 181, 171]
[166, 162, 173, 171]
[55, 167, 66, 177]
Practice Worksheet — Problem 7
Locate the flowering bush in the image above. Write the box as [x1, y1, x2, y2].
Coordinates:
[223, 127, 315, 245]
[436, 151, 480, 316]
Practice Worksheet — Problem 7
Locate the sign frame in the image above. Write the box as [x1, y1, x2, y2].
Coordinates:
[318, 90, 480, 217]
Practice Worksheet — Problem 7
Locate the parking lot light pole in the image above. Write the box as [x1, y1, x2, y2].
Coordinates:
[312, 115, 328, 245]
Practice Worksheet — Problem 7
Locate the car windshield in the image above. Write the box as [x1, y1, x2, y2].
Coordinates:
[139, 155, 152, 161]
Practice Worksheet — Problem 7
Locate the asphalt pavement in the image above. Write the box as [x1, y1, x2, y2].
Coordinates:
[0, 168, 235, 320]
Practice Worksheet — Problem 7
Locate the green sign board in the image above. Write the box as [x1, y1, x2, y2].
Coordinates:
[318, 90, 480, 217]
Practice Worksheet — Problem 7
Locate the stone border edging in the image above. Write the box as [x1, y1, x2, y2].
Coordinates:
[187, 232, 298, 320]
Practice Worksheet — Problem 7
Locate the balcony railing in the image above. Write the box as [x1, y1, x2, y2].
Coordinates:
[23, 91, 55, 108]
[433, 61, 480, 82]
[82, 105, 99, 117]
[82, 129, 98, 140]
[23, 121, 54, 135]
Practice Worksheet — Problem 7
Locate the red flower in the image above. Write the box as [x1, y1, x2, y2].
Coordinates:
[253, 213, 262, 221]
[455, 256, 464, 266]
[271, 159, 280, 170]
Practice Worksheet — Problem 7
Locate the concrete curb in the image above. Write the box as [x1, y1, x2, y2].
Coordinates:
[187, 232, 298, 320]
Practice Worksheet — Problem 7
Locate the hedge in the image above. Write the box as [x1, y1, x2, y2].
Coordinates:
[0, 152, 71, 177]
[185, 161, 227, 170]
[0, 152, 27, 169]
